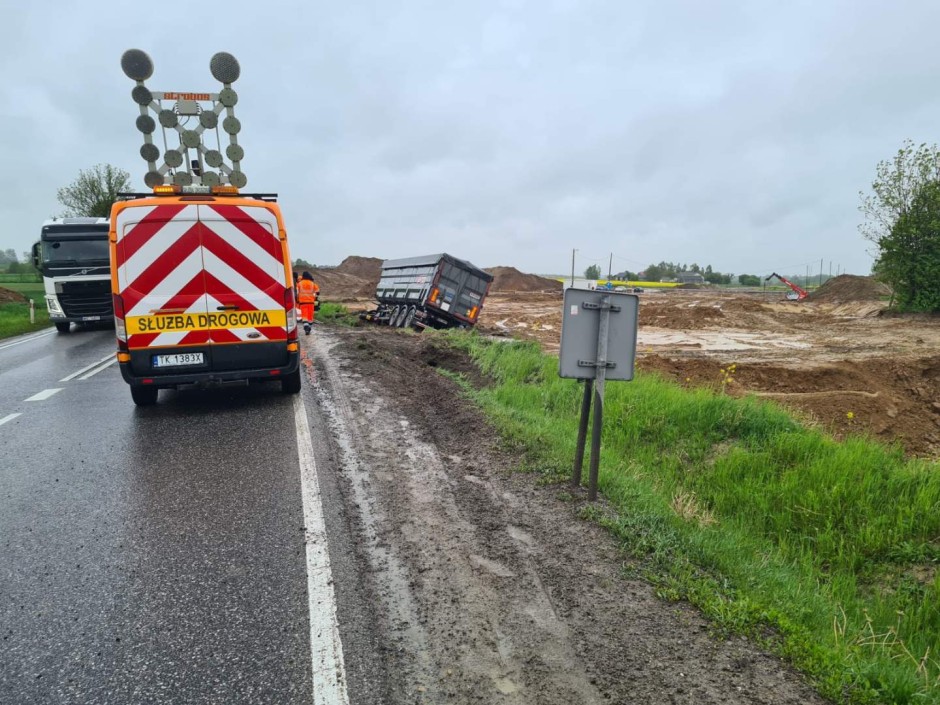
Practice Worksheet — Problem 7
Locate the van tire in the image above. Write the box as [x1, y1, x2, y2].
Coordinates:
[55, 322, 70, 333]
[131, 386, 158, 406]
[282, 368, 302, 394]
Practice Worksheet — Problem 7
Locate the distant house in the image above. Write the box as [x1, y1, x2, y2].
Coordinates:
[676, 271, 705, 285]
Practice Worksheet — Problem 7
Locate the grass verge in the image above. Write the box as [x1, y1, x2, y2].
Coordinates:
[436, 331, 940, 705]
[0, 282, 49, 339]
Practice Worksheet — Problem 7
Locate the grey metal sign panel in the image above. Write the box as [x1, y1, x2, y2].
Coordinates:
[558, 288, 639, 381]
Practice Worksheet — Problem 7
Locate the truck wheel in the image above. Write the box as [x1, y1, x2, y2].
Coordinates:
[131, 385, 158, 406]
[403, 306, 416, 329]
[388, 306, 400, 326]
[55, 322, 70, 333]
[281, 368, 302, 394]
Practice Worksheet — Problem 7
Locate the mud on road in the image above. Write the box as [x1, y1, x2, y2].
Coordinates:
[302, 326, 824, 705]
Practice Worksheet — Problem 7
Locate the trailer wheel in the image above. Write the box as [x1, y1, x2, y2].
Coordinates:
[388, 306, 400, 326]
[131, 385, 158, 406]
[281, 368, 302, 394]
[55, 322, 70, 333]
[403, 306, 416, 329]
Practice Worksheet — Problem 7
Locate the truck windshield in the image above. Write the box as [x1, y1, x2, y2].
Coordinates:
[42, 238, 109, 264]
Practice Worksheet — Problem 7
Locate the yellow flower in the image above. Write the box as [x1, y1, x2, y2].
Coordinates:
[846, 411, 855, 419]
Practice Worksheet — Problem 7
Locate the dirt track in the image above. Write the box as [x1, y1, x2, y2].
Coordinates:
[473, 288, 940, 458]
[306, 327, 825, 704]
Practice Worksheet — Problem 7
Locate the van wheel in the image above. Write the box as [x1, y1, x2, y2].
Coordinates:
[131, 385, 158, 406]
[282, 368, 302, 394]
[55, 322, 70, 333]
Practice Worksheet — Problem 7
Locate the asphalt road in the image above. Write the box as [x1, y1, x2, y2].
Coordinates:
[0, 325, 367, 704]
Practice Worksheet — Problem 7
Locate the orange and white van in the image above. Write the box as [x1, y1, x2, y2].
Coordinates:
[109, 187, 300, 405]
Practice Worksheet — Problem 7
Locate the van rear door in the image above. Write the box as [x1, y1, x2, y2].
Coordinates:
[115, 204, 211, 352]
[197, 203, 287, 341]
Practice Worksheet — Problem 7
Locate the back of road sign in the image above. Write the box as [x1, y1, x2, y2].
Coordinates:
[558, 288, 639, 381]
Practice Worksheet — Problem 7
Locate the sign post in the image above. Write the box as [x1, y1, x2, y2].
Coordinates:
[559, 288, 639, 500]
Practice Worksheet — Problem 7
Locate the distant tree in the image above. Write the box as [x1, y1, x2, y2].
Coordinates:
[704, 271, 729, 285]
[861, 141, 940, 311]
[6, 260, 22, 274]
[57, 164, 131, 218]
[0, 248, 16, 265]
[293, 257, 315, 271]
[738, 274, 761, 287]
[584, 264, 601, 279]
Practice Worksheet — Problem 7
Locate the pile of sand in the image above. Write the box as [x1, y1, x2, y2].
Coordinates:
[485, 267, 563, 293]
[809, 275, 891, 303]
[294, 256, 562, 301]
[293, 256, 383, 301]
[334, 256, 383, 280]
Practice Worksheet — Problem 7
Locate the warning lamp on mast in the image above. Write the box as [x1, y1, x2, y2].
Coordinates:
[120, 48, 248, 191]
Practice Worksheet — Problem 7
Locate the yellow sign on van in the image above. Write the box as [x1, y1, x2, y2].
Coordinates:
[127, 309, 287, 335]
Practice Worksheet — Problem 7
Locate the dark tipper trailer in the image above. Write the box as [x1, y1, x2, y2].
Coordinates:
[361, 253, 494, 330]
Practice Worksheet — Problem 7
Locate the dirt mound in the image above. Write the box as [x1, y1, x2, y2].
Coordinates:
[293, 257, 382, 302]
[486, 267, 562, 293]
[335, 256, 383, 280]
[809, 275, 890, 303]
[640, 301, 725, 329]
[307, 269, 376, 301]
[0, 286, 26, 304]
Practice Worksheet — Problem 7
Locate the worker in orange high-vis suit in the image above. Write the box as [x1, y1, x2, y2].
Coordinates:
[297, 271, 320, 335]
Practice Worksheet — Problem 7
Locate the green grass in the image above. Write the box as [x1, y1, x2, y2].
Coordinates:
[433, 331, 940, 704]
[0, 281, 49, 338]
[316, 302, 359, 326]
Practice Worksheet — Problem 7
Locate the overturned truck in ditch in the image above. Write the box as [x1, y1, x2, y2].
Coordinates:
[360, 253, 494, 330]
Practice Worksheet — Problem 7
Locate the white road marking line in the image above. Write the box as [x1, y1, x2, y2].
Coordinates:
[0, 413, 21, 426]
[293, 394, 350, 705]
[0, 329, 56, 351]
[77, 358, 117, 381]
[60, 352, 116, 382]
[24, 388, 63, 402]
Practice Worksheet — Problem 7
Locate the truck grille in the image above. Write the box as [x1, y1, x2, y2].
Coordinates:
[58, 280, 113, 318]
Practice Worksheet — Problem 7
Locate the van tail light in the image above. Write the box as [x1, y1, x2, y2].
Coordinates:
[284, 287, 298, 340]
[113, 294, 128, 350]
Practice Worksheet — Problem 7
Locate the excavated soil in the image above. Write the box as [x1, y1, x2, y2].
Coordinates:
[484, 266, 563, 293]
[808, 274, 892, 302]
[473, 285, 940, 457]
[322, 266, 940, 458]
[0, 286, 26, 304]
[305, 327, 824, 704]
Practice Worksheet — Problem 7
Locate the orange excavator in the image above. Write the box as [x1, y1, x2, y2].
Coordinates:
[765, 272, 809, 300]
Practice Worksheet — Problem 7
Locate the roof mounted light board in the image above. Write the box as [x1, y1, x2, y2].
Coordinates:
[121, 49, 247, 189]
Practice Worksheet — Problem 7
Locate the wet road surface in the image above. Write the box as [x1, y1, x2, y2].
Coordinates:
[0, 327, 339, 704]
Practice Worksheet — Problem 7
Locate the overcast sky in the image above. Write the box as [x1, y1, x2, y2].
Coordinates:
[3, 1, 939, 278]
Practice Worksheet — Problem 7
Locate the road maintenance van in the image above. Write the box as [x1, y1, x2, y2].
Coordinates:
[112, 49, 300, 405]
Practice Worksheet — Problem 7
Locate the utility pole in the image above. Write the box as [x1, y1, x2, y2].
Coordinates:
[571, 249, 577, 287]
[805, 264, 809, 288]
[608, 253, 613, 280]
[819, 258, 823, 287]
